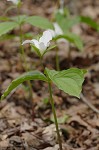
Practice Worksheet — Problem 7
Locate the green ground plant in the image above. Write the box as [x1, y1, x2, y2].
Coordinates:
[1, 28, 86, 150]
[1, 0, 99, 149]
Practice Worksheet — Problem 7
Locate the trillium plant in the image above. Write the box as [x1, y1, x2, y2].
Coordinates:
[1, 0, 99, 149]
[1, 28, 86, 150]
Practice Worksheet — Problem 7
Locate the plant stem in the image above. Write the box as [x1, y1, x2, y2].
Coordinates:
[40, 56, 44, 70]
[60, 0, 64, 10]
[56, 48, 60, 71]
[17, 6, 34, 119]
[20, 24, 34, 118]
[48, 82, 62, 150]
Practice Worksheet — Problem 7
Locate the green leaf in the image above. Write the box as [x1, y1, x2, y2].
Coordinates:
[0, 16, 10, 21]
[31, 45, 41, 57]
[0, 21, 18, 36]
[46, 45, 56, 52]
[63, 8, 71, 17]
[26, 16, 54, 30]
[31, 44, 56, 57]
[0, 34, 16, 41]
[1, 71, 48, 100]
[79, 16, 99, 31]
[56, 13, 80, 31]
[56, 14, 99, 31]
[11, 15, 27, 25]
[42, 45, 56, 57]
[56, 8, 70, 19]
[62, 17, 80, 31]
[3, 5, 17, 15]
[55, 12, 65, 24]
[23, 32, 33, 39]
[55, 32, 83, 51]
[45, 68, 86, 98]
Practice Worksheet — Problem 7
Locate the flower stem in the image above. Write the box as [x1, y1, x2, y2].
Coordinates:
[56, 48, 60, 71]
[17, 6, 34, 119]
[60, 0, 64, 10]
[20, 24, 34, 118]
[48, 82, 62, 150]
[40, 56, 44, 71]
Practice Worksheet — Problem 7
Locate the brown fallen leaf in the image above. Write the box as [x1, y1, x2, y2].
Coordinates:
[0, 139, 9, 148]
[42, 124, 58, 146]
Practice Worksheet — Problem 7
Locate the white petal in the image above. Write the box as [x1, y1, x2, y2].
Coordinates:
[22, 40, 34, 45]
[54, 22, 63, 36]
[39, 42, 46, 54]
[22, 39, 40, 49]
[39, 30, 52, 47]
[48, 29, 56, 38]
[31, 39, 40, 49]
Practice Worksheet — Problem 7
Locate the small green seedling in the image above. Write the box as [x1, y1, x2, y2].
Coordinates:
[1, 29, 86, 150]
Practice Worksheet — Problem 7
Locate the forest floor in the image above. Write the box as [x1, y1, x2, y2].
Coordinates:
[0, 0, 99, 150]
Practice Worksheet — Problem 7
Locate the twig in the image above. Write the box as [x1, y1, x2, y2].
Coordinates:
[80, 93, 99, 114]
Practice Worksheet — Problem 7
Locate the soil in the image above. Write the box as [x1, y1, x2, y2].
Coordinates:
[0, 0, 99, 150]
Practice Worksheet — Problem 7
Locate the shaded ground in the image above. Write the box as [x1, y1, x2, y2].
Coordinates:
[0, 0, 99, 150]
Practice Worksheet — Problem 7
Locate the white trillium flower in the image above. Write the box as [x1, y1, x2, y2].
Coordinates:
[22, 30, 52, 56]
[7, 0, 20, 5]
[49, 22, 63, 38]
[49, 22, 67, 43]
